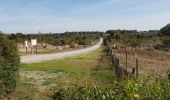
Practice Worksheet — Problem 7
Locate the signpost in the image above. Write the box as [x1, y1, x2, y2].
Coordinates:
[31, 39, 38, 53]
[31, 39, 37, 46]
[125, 49, 128, 72]
[25, 41, 28, 54]
[136, 58, 139, 79]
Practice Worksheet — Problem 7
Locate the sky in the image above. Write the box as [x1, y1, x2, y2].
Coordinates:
[0, 0, 170, 33]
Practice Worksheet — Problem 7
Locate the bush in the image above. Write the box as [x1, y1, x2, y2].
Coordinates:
[154, 38, 170, 51]
[53, 78, 170, 100]
[122, 37, 143, 48]
[130, 40, 142, 48]
[0, 35, 20, 98]
[160, 24, 170, 36]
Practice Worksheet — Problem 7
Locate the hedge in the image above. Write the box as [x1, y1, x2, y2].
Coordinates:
[0, 35, 20, 98]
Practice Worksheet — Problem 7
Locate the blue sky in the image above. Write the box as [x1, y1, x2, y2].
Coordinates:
[0, 0, 170, 33]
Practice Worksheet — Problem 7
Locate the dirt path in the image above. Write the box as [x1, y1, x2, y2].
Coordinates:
[21, 38, 103, 63]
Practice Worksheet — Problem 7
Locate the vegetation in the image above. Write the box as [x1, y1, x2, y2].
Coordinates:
[54, 77, 170, 100]
[15, 47, 114, 99]
[157, 24, 170, 50]
[1, 24, 170, 99]
[0, 34, 20, 99]
[106, 30, 144, 47]
[160, 24, 170, 36]
[15, 45, 170, 100]
[154, 37, 170, 51]
[7, 32, 102, 46]
[157, 24, 170, 51]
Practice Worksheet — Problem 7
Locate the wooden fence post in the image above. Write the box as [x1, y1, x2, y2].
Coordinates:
[31, 46, 33, 54]
[26, 47, 28, 54]
[107, 48, 109, 56]
[111, 54, 113, 64]
[132, 68, 135, 74]
[125, 49, 128, 72]
[117, 58, 119, 67]
[136, 58, 139, 78]
[36, 45, 38, 54]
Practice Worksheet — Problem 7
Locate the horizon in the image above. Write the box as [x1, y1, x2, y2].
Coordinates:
[0, 0, 170, 33]
[2, 29, 161, 34]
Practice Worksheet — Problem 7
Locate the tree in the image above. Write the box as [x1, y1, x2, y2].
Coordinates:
[160, 24, 170, 36]
[0, 35, 20, 99]
[0, 31, 3, 34]
[106, 30, 116, 36]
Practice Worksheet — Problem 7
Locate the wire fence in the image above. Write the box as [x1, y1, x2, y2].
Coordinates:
[106, 41, 138, 80]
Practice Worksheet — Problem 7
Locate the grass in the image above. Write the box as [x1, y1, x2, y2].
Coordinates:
[13, 45, 170, 100]
[15, 46, 114, 99]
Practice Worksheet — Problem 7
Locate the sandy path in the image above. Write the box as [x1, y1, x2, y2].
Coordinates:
[21, 38, 103, 63]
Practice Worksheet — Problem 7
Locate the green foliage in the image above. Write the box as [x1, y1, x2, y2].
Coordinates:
[160, 24, 170, 36]
[127, 37, 143, 48]
[154, 37, 170, 51]
[106, 30, 143, 48]
[0, 36, 20, 98]
[7, 32, 102, 46]
[53, 78, 170, 100]
[106, 30, 138, 36]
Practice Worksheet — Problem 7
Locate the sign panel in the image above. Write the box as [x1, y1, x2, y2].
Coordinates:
[25, 41, 28, 48]
[31, 39, 37, 46]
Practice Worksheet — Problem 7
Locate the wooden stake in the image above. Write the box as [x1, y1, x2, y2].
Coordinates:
[125, 49, 128, 72]
[36, 45, 38, 54]
[136, 58, 139, 78]
[26, 47, 28, 54]
[31, 46, 33, 54]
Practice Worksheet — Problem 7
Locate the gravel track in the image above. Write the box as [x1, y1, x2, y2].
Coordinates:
[21, 38, 103, 63]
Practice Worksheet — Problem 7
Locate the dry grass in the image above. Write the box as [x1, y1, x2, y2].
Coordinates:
[113, 43, 170, 77]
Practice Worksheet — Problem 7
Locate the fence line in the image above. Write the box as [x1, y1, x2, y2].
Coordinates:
[106, 42, 127, 80]
[104, 37, 170, 80]
[106, 41, 140, 80]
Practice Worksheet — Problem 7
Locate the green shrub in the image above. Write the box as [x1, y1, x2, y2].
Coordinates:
[122, 37, 143, 48]
[0, 35, 20, 98]
[160, 24, 170, 36]
[154, 38, 170, 51]
[53, 78, 170, 100]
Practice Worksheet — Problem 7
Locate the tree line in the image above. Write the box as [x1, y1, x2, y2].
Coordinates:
[105, 24, 170, 48]
[6, 31, 103, 46]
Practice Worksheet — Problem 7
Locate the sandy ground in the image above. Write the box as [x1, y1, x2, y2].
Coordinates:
[20, 71, 63, 92]
[21, 38, 103, 63]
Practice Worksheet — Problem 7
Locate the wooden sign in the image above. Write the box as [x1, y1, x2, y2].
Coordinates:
[31, 39, 37, 46]
[31, 39, 38, 53]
